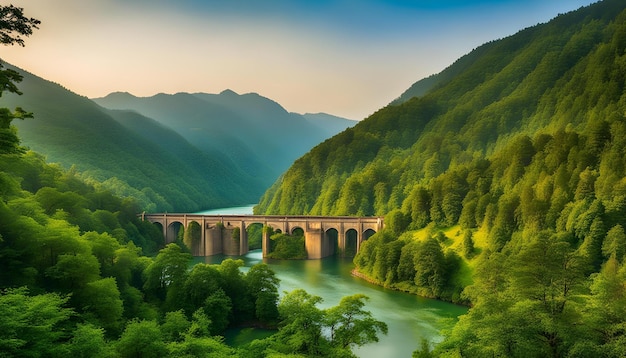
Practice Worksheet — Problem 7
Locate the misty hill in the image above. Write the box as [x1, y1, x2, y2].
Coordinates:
[2, 66, 354, 212]
[2, 65, 261, 212]
[93, 90, 356, 186]
[301, 112, 357, 137]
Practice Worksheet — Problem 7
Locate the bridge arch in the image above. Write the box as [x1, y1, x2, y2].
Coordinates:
[364, 228, 377, 241]
[183, 220, 203, 255]
[344, 228, 358, 257]
[166, 221, 183, 244]
[324, 228, 339, 256]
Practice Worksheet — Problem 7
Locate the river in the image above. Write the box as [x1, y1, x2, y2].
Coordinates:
[194, 205, 467, 357]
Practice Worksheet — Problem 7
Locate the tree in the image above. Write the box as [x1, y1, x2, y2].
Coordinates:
[245, 263, 280, 323]
[413, 237, 447, 297]
[385, 209, 411, 236]
[160, 310, 190, 343]
[84, 231, 120, 277]
[45, 252, 101, 291]
[582, 255, 626, 356]
[110, 242, 143, 290]
[276, 289, 326, 355]
[67, 323, 115, 358]
[166, 311, 236, 358]
[182, 263, 222, 314]
[183, 221, 201, 253]
[325, 294, 388, 349]
[462, 230, 475, 259]
[0, 287, 72, 357]
[413, 339, 435, 358]
[602, 224, 626, 262]
[78, 277, 124, 335]
[267, 232, 307, 259]
[403, 185, 431, 229]
[116, 319, 167, 358]
[143, 243, 191, 305]
[0, 5, 39, 155]
[273, 289, 387, 356]
[202, 289, 232, 334]
[218, 258, 253, 323]
[0, 5, 40, 47]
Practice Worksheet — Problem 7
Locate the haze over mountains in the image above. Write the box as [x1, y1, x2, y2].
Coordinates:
[2, 65, 356, 212]
[93, 90, 355, 183]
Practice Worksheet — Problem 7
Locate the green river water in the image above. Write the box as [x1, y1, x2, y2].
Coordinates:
[195, 206, 468, 357]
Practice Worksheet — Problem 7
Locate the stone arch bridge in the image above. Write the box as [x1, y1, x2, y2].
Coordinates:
[141, 214, 384, 259]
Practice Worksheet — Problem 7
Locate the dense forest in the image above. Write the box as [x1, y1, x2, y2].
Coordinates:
[0, 6, 386, 357]
[5, 0, 626, 356]
[0, 56, 385, 358]
[256, 0, 626, 356]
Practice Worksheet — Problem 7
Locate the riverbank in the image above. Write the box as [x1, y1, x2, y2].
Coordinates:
[351, 268, 470, 307]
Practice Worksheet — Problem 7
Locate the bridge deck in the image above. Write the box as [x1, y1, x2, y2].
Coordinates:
[141, 213, 384, 259]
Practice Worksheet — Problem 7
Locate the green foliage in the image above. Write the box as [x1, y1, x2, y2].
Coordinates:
[142, 243, 192, 308]
[270, 289, 387, 356]
[67, 323, 115, 358]
[354, 230, 461, 300]
[0, 5, 37, 155]
[183, 220, 201, 252]
[160, 310, 190, 343]
[0, 287, 72, 357]
[218, 258, 254, 324]
[78, 277, 124, 335]
[116, 319, 167, 358]
[246, 263, 280, 323]
[0, 5, 40, 47]
[462, 230, 475, 259]
[246, 223, 263, 250]
[325, 294, 388, 349]
[385, 209, 411, 236]
[267, 232, 307, 259]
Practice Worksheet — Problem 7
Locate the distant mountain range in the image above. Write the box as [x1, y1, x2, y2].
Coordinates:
[92, 90, 355, 184]
[2, 66, 356, 212]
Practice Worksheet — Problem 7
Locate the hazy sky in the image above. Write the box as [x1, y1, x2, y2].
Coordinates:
[3, 0, 596, 120]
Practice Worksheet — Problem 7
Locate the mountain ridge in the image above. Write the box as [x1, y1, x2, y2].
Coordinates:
[2, 65, 355, 212]
[255, 0, 626, 216]
[93, 90, 356, 186]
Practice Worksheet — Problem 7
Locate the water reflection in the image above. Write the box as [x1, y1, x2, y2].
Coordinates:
[193, 250, 467, 357]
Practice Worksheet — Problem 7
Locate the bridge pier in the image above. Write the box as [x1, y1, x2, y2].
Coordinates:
[239, 221, 248, 256]
[262, 226, 271, 258]
[304, 226, 324, 259]
[204, 224, 223, 256]
[337, 229, 345, 257]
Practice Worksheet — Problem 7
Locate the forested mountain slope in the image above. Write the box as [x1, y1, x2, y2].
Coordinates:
[2, 66, 258, 212]
[257, 0, 626, 355]
[93, 90, 356, 188]
[256, 0, 626, 218]
[2, 65, 355, 212]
